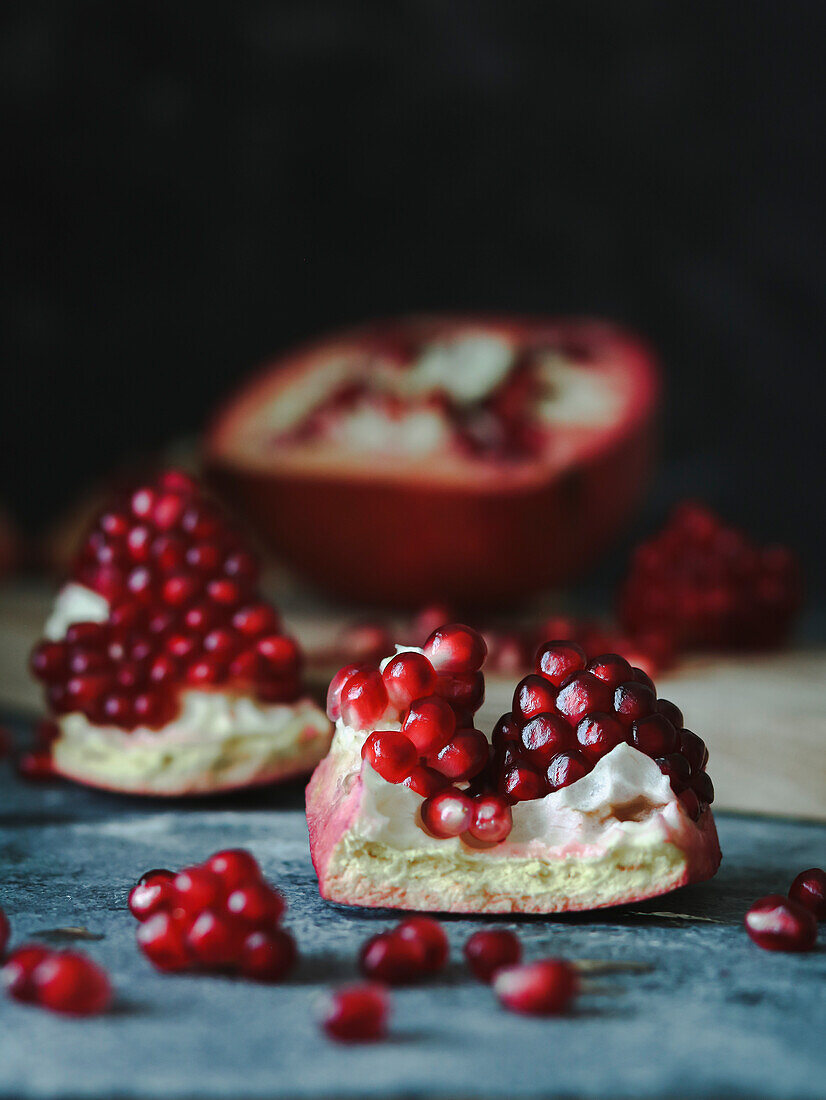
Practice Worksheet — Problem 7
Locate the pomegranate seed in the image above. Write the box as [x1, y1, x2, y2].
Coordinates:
[520, 713, 571, 765]
[162, 573, 200, 608]
[181, 505, 221, 540]
[512, 674, 558, 719]
[101, 693, 133, 724]
[226, 882, 286, 928]
[228, 649, 263, 682]
[320, 983, 389, 1042]
[613, 681, 656, 725]
[240, 928, 297, 982]
[360, 931, 426, 984]
[173, 867, 225, 916]
[678, 788, 701, 821]
[151, 492, 185, 531]
[396, 917, 448, 972]
[680, 729, 708, 773]
[166, 632, 200, 659]
[501, 764, 546, 803]
[491, 713, 521, 751]
[789, 868, 826, 920]
[468, 794, 512, 843]
[420, 788, 474, 837]
[536, 641, 586, 686]
[630, 713, 679, 756]
[555, 672, 612, 724]
[32, 951, 112, 1015]
[223, 549, 259, 582]
[148, 654, 179, 685]
[656, 753, 692, 793]
[432, 729, 489, 781]
[186, 910, 244, 968]
[158, 469, 198, 493]
[137, 911, 192, 972]
[656, 698, 684, 729]
[692, 771, 715, 804]
[99, 510, 130, 538]
[133, 691, 169, 727]
[423, 623, 487, 673]
[547, 751, 591, 789]
[361, 731, 418, 783]
[2, 944, 50, 1001]
[575, 712, 624, 761]
[339, 667, 388, 729]
[17, 750, 56, 782]
[187, 656, 226, 686]
[206, 849, 263, 891]
[256, 635, 299, 672]
[0, 906, 8, 956]
[232, 604, 279, 637]
[402, 694, 456, 755]
[127, 565, 156, 601]
[403, 765, 451, 797]
[494, 959, 578, 1015]
[465, 929, 521, 981]
[434, 670, 485, 714]
[131, 486, 156, 518]
[207, 578, 243, 605]
[202, 628, 238, 658]
[30, 640, 68, 682]
[126, 525, 153, 561]
[744, 895, 817, 952]
[326, 663, 364, 722]
[128, 870, 177, 921]
[586, 653, 633, 688]
[151, 533, 187, 572]
[382, 651, 438, 709]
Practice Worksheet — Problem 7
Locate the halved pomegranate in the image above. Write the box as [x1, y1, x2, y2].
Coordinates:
[206, 315, 660, 606]
[306, 627, 721, 914]
[29, 471, 330, 795]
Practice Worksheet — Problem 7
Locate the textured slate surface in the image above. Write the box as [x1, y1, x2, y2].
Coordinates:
[0, 726, 824, 1100]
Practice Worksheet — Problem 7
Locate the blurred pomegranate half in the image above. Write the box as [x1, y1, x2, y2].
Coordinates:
[206, 315, 660, 606]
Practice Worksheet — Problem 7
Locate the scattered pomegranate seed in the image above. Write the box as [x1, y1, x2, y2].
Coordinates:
[31, 951, 112, 1016]
[464, 929, 521, 981]
[360, 930, 427, 984]
[744, 895, 817, 952]
[402, 694, 456, 755]
[320, 983, 389, 1042]
[382, 651, 438, 709]
[128, 869, 177, 921]
[396, 917, 449, 972]
[493, 959, 579, 1015]
[423, 623, 487, 674]
[240, 928, 297, 982]
[788, 869, 826, 921]
[2, 944, 50, 1002]
[362, 730, 418, 784]
[420, 788, 474, 838]
[206, 849, 263, 891]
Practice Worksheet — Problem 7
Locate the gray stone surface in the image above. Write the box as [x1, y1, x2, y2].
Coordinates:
[0, 724, 824, 1100]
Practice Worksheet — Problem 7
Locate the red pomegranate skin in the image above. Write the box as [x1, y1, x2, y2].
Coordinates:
[206, 315, 660, 607]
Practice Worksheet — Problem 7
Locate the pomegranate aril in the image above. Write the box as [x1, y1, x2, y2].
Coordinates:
[576, 712, 624, 761]
[423, 623, 487, 673]
[613, 680, 656, 725]
[232, 604, 279, 637]
[656, 698, 684, 729]
[744, 895, 817, 952]
[468, 794, 512, 843]
[586, 653, 633, 688]
[555, 672, 612, 724]
[137, 910, 192, 972]
[186, 910, 243, 968]
[166, 632, 200, 659]
[789, 868, 826, 920]
[162, 573, 200, 608]
[206, 848, 263, 891]
[402, 694, 456, 755]
[256, 635, 300, 672]
[655, 753, 692, 793]
[535, 641, 586, 686]
[240, 928, 296, 982]
[126, 525, 153, 561]
[403, 765, 450, 797]
[320, 983, 389, 1042]
[339, 667, 389, 729]
[128, 874, 177, 921]
[494, 959, 578, 1015]
[491, 713, 521, 751]
[17, 750, 56, 781]
[226, 882, 286, 928]
[223, 549, 259, 582]
[99, 510, 130, 538]
[2, 944, 50, 1001]
[630, 713, 678, 756]
[202, 628, 238, 658]
[501, 763, 546, 803]
[127, 565, 156, 601]
[31, 951, 111, 1016]
[692, 770, 715, 804]
[465, 929, 521, 981]
[679, 729, 708, 774]
[396, 917, 448, 972]
[420, 788, 474, 837]
[381, 651, 437, 709]
[432, 728, 489, 781]
[207, 578, 244, 605]
[173, 867, 226, 916]
[547, 750, 591, 790]
[362, 730, 418, 784]
[151, 534, 187, 571]
[520, 713, 571, 765]
[133, 691, 171, 727]
[678, 787, 701, 821]
[434, 670, 485, 714]
[187, 657, 227, 686]
[31, 641, 68, 682]
[360, 931, 426, 984]
[181, 505, 221, 540]
[512, 674, 558, 719]
[326, 663, 364, 722]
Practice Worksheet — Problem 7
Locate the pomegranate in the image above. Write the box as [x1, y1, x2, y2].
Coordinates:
[618, 501, 801, 649]
[28, 470, 331, 795]
[320, 983, 389, 1042]
[464, 929, 522, 981]
[789, 868, 826, 920]
[306, 630, 722, 913]
[494, 959, 578, 1015]
[744, 895, 817, 952]
[206, 315, 660, 606]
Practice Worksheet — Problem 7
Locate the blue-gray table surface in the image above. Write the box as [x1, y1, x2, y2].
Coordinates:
[0, 719, 824, 1100]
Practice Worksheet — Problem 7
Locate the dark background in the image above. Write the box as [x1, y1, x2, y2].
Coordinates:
[1, 1, 824, 588]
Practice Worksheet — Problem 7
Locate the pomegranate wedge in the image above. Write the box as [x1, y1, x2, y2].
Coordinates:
[207, 315, 660, 605]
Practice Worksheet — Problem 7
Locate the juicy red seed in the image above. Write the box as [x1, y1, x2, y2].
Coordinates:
[402, 694, 456, 755]
[232, 604, 279, 637]
[127, 566, 156, 601]
[137, 911, 192, 972]
[575, 712, 624, 761]
[206, 849, 263, 891]
[655, 753, 692, 793]
[226, 883, 286, 927]
[128, 876, 177, 921]
[126, 525, 153, 561]
[396, 917, 449, 972]
[434, 670, 485, 714]
[148, 655, 179, 685]
[630, 713, 679, 757]
[423, 623, 487, 674]
[789, 868, 826, 920]
[467, 794, 512, 843]
[535, 641, 586, 686]
[547, 750, 591, 790]
[157, 469, 198, 493]
[432, 729, 489, 782]
[186, 543, 223, 574]
[31, 641, 68, 682]
[402, 765, 451, 797]
[512, 674, 558, 719]
[420, 788, 474, 837]
[362, 731, 418, 784]
[586, 653, 633, 688]
[65, 621, 109, 647]
[186, 657, 226, 686]
[181, 506, 221, 540]
[133, 691, 170, 727]
[186, 910, 244, 968]
[173, 867, 226, 915]
[320, 984, 389, 1042]
[501, 764, 546, 804]
[203, 628, 238, 658]
[115, 661, 145, 690]
[520, 713, 571, 765]
[678, 788, 701, 821]
[2, 944, 51, 1002]
[99, 510, 129, 538]
[257, 635, 299, 671]
[339, 667, 388, 729]
[17, 750, 56, 782]
[494, 959, 579, 1015]
[152, 492, 186, 531]
[151, 534, 187, 571]
[31, 951, 112, 1016]
[66, 674, 112, 708]
[162, 574, 200, 608]
[692, 771, 715, 804]
[360, 931, 427, 984]
[207, 578, 244, 605]
[744, 895, 817, 952]
[228, 650, 263, 681]
[679, 729, 708, 773]
[613, 681, 656, 725]
[326, 663, 364, 722]
[240, 928, 297, 982]
[131, 487, 156, 518]
[147, 609, 176, 635]
[491, 713, 522, 751]
[166, 632, 200, 660]
[656, 698, 684, 729]
[223, 550, 259, 582]
[381, 651, 438, 709]
[465, 929, 521, 982]
[555, 672, 613, 724]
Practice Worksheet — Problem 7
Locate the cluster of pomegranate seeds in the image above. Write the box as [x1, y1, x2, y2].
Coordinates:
[319, 983, 390, 1043]
[618, 502, 801, 650]
[131, 848, 296, 981]
[493, 959, 579, 1016]
[29, 470, 303, 732]
[464, 929, 522, 982]
[1, 944, 111, 1016]
[360, 916, 448, 985]
[491, 640, 713, 813]
[789, 867, 826, 920]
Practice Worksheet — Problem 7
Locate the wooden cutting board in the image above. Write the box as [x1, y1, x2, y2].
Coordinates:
[1, 581, 823, 821]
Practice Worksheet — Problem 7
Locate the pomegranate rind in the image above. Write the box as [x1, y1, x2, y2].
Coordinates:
[206, 315, 660, 606]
